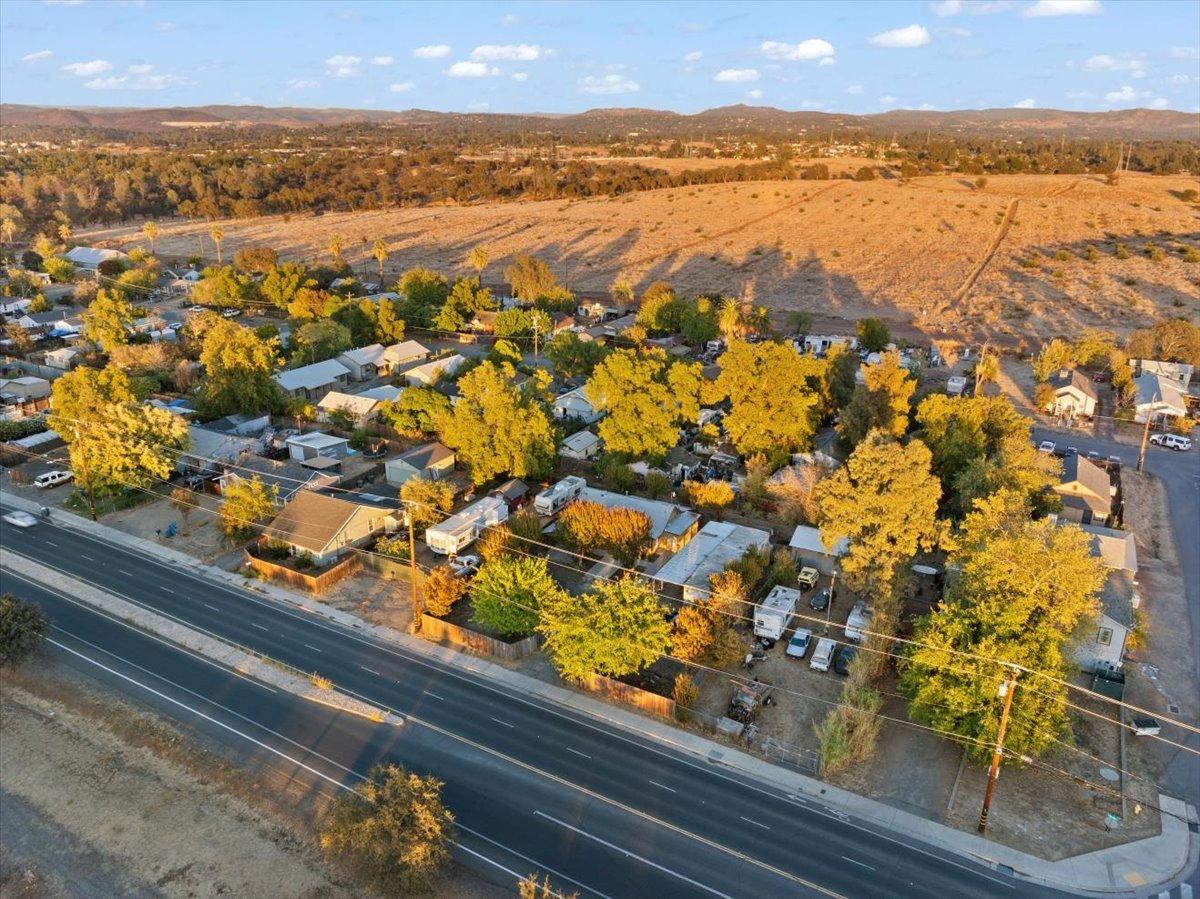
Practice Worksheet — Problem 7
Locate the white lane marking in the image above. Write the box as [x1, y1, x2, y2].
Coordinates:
[303, 643, 322, 653]
[490, 716, 515, 728]
[42, 540, 58, 547]
[565, 747, 592, 760]
[424, 690, 445, 700]
[160, 585, 175, 594]
[841, 856, 875, 871]
[203, 603, 220, 612]
[535, 811, 733, 899]
[79, 554, 94, 561]
[359, 665, 381, 675]
[46, 636, 599, 899]
[648, 780, 676, 793]
[251, 623, 269, 632]
[119, 569, 134, 577]
[740, 816, 770, 830]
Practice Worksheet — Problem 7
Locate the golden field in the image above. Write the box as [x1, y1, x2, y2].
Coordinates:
[84, 170, 1200, 344]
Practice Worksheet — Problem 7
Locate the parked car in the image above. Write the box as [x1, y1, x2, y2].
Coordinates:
[33, 470, 73, 489]
[786, 628, 813, 659]
[186, 305, 206, 313]
[220, 308, 242, 318]
[2, 510, 38, 528]
[809, 588, 832, 611]
[1037, 440, 1056, 454]
[834, 645, 857, 676]
[448, 554, 480, 578]
[796, 566, 819, 591]
[810, 637, 836, 672]
[1149, 433, 1193, 451]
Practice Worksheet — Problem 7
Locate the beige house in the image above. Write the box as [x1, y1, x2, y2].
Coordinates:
[1053, 455, 1113, 525]
[1044, 368, 1097, 418]
[263, 491, 396, 567]
[336, 340, 429, 380]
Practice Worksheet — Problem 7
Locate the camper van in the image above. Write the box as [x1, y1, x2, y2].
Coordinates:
[844, 602, 873, 643]
[534, 475, 586, 516]
[754, 585, 801, 641]
[425, 496, 508, 555]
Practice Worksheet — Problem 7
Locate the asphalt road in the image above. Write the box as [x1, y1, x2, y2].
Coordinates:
[0, 512, 1076, 899]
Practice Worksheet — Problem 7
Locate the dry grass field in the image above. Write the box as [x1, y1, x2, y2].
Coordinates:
[85, 170, 1200, 344]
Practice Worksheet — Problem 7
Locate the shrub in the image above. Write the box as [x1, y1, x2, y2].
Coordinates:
[507, 512, 545, 545]
[853, 166, 876, 182]
[0, 594, 49, 668]
[423, 566, 468, 617]
[294, 552, 315, 570]
[558, 500, 651, 565]
[470, 557, 561, 638]
[643, 471, 672, 499]
[1114, 243, 1130, 259]
[673, 673, 700, 723]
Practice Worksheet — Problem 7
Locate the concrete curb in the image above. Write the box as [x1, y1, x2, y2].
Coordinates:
[3, 492, 1194, 895]
[0, 547, 403, 729]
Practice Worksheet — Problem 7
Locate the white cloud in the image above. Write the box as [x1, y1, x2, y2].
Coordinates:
[868, 25, 932, 48]
[471, 43, 547, 61]
[325, 54, 362, 77]
[389, 81, 415, 92]
[931, 0, 962, 13]
[1149, 97, 1169, 109]
[371, 56, 394, 66]
[288, 78, 319, 89]
[1025, 0, 1101, 16]
[1013, 97, 1037, 107]
[511, 71, 528, 82]
[1169, 46, 1198, 60]
[62, 59, 111, 76]
[1104, 84, 1144, 103]
[714, 68, 759, 83]
[413, 44, 451, 59]
[818, 57, 835, 66]
[83, 72, 191, 90]
[127, 63, 153, 74]
[447, 60, 499, 78]
[800, 99, 826, 108]
[879, 94, 899, 104]
[1082, 53, 1145, 77]
[683, 50, 703, 62]
[578, 74, 639, 95]
[945, 26, 972, 37]
[21, 49, 52, 62]
[1168, 74, 1192, 86]
[746, 89, 763, 99]
[500, 14, 519, 26]
[760, 39, 835, 61]
[918, 103, 940, 110]
[846, 84, 864, 94]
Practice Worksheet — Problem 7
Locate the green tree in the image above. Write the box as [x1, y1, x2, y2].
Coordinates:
[504, 254, 560, 301]
[380, 386, 451, 435]
[219, 477, 278, 537]
[192, 265, 256, 308]
[233, 246, 278, 274]
[261, 263, 315, 310]
[197, 319, 281, 416]
[467, 245, 489, 277]
[714, 339, 821, 457]
[973, 349, 999, 393]
[43, 256, 75, 283]
[140, 220, 159, 254]
[1125, 319, 1200, 367]
[493, 307, 550, 340]
[292, 319, 352, 364]
[557, 500, 652, 565]
[681, 479, 736, 518]
[423, 566, 468, 617]
[818, 431, 943, 599]
[546, 331, 608, 380]
[398, 267, 449, 306]
[717, 297, 743, 342]
[1031, 338, 1074, 382]
[855, 317, 890, 353]
[585, 348, 701, 461]
[680, 296, 719, 345]
[432, 276, 496, 332]
[838, 351, 915, 446]
[0, 594, 49, 668]
[82, 287, 134, 352]
[540, 577, 671, 682]
[902, 491, 1106, 761]
[320, 764, 454, 894]
[439, 362, 556, 484]
[470, 557, 562, 637]
[635, 282, 683, 335]
[288, 286, 332, 320]
[400, 477, 455, 532]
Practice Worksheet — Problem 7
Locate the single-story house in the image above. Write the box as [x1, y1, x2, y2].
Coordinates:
[403, 354, 466, 387]
[263, 490, 395, 567]
[1054, 454, 1114, 525]
[0, 297, 32, 316]
[65, 246, 129, 271]
[1076, 569, 1136, 676]
[205, 412, 271, 437]
[1130, 359, 1193, 389]
[354, 384, 405, 404]
[655, 520, 773, 602]
[317, 390, 384, 426]
[664, 446, 703, 481]
[1044, 368, 1098, 418]
[216, 455, 338, 505]
[577, 297, 636, 321]
[18, 310, 80, 335]
[788, 525, 850, 576]
[490, 478, 529, 510]
[0, 376, 50, 401]
[336, 340, 429, 380]
[1132, 372, 1189, 425]
[384, 442, 456, 487]
[286, 431, 349, 462]
[273, 359, 351, 401]
[559, 429, 602, 461]
[179, 425, 257, 473]
[552, 385, 602, 424]
[42, 346, 79, 370]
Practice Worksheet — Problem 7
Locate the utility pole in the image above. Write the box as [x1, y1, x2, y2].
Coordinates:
[1137, 393, 1157, 471]
[406, 507, 422, 634]
[978, 666, 1019, 835]
[72, 421, 97, 522]
[531, 315, 541, 363]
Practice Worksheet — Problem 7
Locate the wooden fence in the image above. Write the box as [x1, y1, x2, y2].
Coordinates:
[419, 614, 539, 661]
[581, 673, 676, 719]
[359, 551, 425, 587]
[244, 550, 360, 593]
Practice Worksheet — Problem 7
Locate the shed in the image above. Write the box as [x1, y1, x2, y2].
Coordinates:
[788, 525, 849, 576]
[559, 429, 602, 460]
[286, 431, 349, 462]
[384, 441, 455, 486]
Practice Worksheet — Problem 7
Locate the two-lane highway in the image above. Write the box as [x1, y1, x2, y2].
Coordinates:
[1, 508, 1072, 897]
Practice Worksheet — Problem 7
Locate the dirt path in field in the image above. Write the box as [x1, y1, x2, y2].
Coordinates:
[1044, 179, 1082, 199]
[943, 197, 1021, 315]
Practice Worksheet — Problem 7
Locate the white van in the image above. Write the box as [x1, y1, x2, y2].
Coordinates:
[1150, 433, 1192, 451]
[810, 638, 837, 672]
[34, 470, 73, 489]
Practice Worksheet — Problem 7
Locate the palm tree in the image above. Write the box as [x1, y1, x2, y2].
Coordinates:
[209, 225, 224, 265]
[0, 218, 15, 246]
[974, 347, 1000, 394]
[372, 238, 389, 283]
[57, 222, 73, 246]
[717, 297, 743, 343]
[330, 233, 344, 268]
[141, 220, 160, 255]
[468, 245, 489, 277]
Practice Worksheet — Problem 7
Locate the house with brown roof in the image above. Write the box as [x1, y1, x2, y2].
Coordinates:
[1053, 454, 1114, 525]
[262, 490, 397, 566]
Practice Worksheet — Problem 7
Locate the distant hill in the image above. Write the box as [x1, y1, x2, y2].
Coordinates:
[1, 102, 1196, 139]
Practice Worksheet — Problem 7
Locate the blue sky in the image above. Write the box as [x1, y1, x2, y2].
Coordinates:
[1, 0, 1197, 114]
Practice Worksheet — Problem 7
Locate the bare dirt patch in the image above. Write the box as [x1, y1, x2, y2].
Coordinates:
[83, 172, 1199, 344]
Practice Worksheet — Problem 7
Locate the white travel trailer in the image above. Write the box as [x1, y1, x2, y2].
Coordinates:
[534, 475, 587, 516]
[754, 585, 802, 641]
[425, 495, 508, 555]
